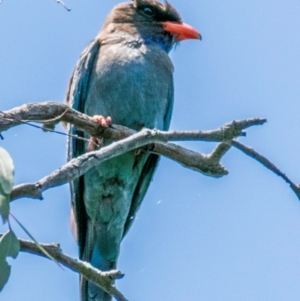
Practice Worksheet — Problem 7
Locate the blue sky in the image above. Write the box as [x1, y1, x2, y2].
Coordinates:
[1, 0, 300, 300]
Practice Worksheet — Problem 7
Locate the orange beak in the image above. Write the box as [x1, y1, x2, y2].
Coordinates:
[163, 21, 202, 41]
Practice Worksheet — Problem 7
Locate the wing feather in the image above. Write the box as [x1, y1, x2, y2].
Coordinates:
[66, 39, 100, 258]
[123, 76, 174, 237]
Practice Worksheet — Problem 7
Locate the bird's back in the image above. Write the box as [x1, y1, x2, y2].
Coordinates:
[66, 1, 200, 300]
[79, 34, 174, 301]
[85, 33, 174, 130]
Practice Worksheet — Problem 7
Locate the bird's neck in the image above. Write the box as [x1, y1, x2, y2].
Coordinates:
[140, 32, 175, 53]
[98, 23, 175, 53]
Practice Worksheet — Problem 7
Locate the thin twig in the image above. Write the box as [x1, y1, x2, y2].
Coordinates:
[56, 0, 71, 11]
[232, 140, 300, 200]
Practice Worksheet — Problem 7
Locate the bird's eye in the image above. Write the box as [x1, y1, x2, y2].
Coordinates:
[143, 7, 154, 16]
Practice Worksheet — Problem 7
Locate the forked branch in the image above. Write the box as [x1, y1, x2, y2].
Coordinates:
[1, 101, 298, 201]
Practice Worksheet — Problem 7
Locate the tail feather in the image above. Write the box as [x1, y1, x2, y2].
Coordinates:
[81, 276, 113, 301]
[80, 221, 117, 301]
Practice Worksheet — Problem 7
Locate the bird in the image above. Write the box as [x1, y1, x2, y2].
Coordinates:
[65, 1, 201, 300]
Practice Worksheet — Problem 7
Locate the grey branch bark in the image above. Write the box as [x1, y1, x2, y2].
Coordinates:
[16, 238, 128, 301]
[2, 101, 300, 301]
[1, 101, 299, 200]
[10, 128, 230, 200]
[0, 101, 262, 141]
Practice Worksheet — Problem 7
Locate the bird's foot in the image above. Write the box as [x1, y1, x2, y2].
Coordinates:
[87, 115, 112, 152]
[92, 115, 112, 127]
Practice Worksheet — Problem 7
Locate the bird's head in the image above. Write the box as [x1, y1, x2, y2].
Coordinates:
[99, 0, 201, 52]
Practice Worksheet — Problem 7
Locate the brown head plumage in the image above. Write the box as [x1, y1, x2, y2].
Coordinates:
[99, 0, 201, 51]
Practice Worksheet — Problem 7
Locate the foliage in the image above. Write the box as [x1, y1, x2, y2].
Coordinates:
[0, 147, 19, 290]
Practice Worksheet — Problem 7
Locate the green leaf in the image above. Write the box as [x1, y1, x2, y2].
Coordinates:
[0, 192, 9, 223]
[0, 148, 14, 223]
[0, 259, 11, 291]
[0, 230, 20, 260]
[0, 230, 20, 291]
[0, 147, 14, 194]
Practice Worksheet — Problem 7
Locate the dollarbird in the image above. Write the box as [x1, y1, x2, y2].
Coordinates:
[66, 0, 201, 300]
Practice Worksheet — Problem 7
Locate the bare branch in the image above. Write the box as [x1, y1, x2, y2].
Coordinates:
[11, 135, 300, 202]
[10, 116, 264, 201]
[14, 238, 128, 301]
[232, 141, 300, 200]
[152, 142, 228, 177]
[7, 101, 293, 201]
[0, 102, 265, 142]
[55, 0, 71, 11]
[0, 102, 135, 140]
[11, 128, 163, 200]
[161, 118, 266, 142]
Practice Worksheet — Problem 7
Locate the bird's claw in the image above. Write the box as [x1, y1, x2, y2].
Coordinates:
[87, 115, 112, 151]
[92, 115, 112, 127]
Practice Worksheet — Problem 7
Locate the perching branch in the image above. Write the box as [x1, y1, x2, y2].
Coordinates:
[16, 238, 128, 301]
[10, 117, 264, 201]
[2, 101, 299, 201]
[0, 102, 263, 142]
[0, 102, 136, 140]
[1, 101, 300, 301]
[9, 128, 221, 200]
